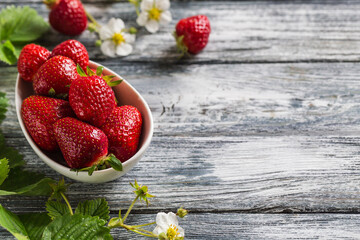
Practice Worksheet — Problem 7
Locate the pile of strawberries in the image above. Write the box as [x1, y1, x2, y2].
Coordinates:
[18, 40, 142, 174]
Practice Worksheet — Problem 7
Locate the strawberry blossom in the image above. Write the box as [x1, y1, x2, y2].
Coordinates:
[153, 212, 184, 240]
[99, 18, 135, 57]
[136, 0, 172, 33]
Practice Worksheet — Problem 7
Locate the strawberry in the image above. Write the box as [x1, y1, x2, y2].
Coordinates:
[17, 44, 51, 82]
[50, 39, 89, 71]
[174, 15, 211, 55]
[101, 106, 142, 162]
[45, 0, 87, 36]
[69, 75, 117, 127]
[53, 117, 122, 172]
[33, 55, 79, 98]
[21, 96, 74, 151]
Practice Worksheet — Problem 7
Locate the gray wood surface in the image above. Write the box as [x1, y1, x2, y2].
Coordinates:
[1, 0, 360, 239]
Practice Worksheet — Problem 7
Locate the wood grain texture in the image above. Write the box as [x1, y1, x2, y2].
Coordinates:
[2, 213, 360, 239]
[3, 1, 360, 63]
[1, 0, 360, 239]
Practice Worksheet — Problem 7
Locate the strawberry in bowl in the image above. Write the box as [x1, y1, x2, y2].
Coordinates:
[15, 41, 153, 183]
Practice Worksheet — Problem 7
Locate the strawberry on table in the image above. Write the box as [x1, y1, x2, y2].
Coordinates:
[17, 44, 51, 82]
[45, 0, 87, 36]
[51, 39, 89, 71]
[53, 117, 122, 173]
[69, 73, 117, 127]
[174, 15, 211, 55]
[21, 96, 74, 151]
[33, 55, 79, 98]
[101, 106, 142, 162]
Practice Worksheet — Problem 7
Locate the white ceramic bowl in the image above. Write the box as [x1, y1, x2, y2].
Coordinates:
[15, 60, 153, 183]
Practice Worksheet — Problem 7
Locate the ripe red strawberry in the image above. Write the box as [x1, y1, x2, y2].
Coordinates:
[50, 39, 89, 71]
[33, 55, 79, 98]
[69, 75, 116, 127]
[17, 44, 51, 82]
[53, 117, 123, 173]
[53, 117, 108, 169]
[21, 96, 74, 151]
[46, 0, 87, 36]
[101, 106, 142, 162]
[174, 15, 211, 54]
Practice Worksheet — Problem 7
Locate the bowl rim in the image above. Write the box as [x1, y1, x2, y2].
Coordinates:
[15, 60, 154, 177]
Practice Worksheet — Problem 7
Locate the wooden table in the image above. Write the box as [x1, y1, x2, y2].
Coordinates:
[2, 0, 360, 239]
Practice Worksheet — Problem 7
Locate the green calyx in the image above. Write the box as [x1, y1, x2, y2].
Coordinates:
[43, 0, 58, 9]
[173, 31, 189, 58]
[76, 64, 123, 87]
[70, 154, 123, 176]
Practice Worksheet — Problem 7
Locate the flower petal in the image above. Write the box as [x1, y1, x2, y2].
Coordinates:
[140, 0, 153, 11]
[155, 212, 168, 226]
[123, 33, 136, 44]
[145, 19, 160, 33]
[166, 212, 179, 226]
[99, 26, 113, 40]
[100, 40, 116, 57]
[136, 12, 149, 26]
[108, 18, 125, 33]
[155, 0, 170, 10]
[159, 10, 172, 25]
[116, 43, 133, 56]
[153, 225, 168, 235]
[177, 226, 185, 237]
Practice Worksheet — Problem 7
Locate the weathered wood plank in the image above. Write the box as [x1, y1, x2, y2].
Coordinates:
[1, 62, 360, 213]
[2, 213, 360, 239]
[3, 1, 360, 63]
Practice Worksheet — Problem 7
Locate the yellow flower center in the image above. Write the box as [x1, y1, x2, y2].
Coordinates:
[112, 33, 125, 45]
[166, 224, 180, 240]
[148, 7, 161, 21]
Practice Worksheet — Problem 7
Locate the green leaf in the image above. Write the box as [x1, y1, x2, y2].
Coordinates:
[0, 6, 49, 43]
[0, 167, 55, 196]
[0, 40, 17, 65]
[107, 80, 123, 87]
[75, 198, 110, 221]
[0, 158, 9, 185]
[0, 204, 29, 240]
[46, 201, 70, 220]
[42, 213, 113, 240]
[0, 130, 25, 168]
[48, 178, 70, 201]
[19, 213, 51, 240]
[106, 154, 123, 172]
[0, 92, 8, 124]
[76, 64, 87, 77]
[102, 75, 115, 83]
[86, 66, 95, 76]
[96, 66, 104, 76]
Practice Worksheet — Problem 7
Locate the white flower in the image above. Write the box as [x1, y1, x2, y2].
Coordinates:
[136, 0, 172, 33]
[153, 212, 184, 240]
[99, 18, 135, 57]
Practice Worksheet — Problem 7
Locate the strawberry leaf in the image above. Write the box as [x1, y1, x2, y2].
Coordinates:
[75, 198, 110, 221]
[0, 167, 54, 196]
[46, 201, 70, 220]
[0, 6, 49, 43]
[0, 130, 25, 168]
[96, 66, 104, 76]
[76, 64, 87, 77]
[0, 92, 8, 124]
[48, 178, 71, 201]
[0, 40, 17, 65]
[0, 158, 9, 186]
[42, 213, 113, 240]
[86, 66, 95, 76]
[0, 204, 28, 240]
[106, 154, 123, 172]
[18, 213, 51, 240]
[107, 80, 123, 87]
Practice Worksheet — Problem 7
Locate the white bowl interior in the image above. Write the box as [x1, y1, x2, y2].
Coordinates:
[15, 61, 153, 183]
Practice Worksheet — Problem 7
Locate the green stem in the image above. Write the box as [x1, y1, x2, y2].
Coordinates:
[122, 196, 139, 222]
[132, 221, 156, 228]
[61, 192, 73, 215]
[85, 9, 100, 27]
[131, 229, 158, 238]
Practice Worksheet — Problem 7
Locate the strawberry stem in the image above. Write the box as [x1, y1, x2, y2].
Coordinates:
[60, 192, 73, 215]
[173, 31, 190, 58]
[85, 9, 100, 30]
